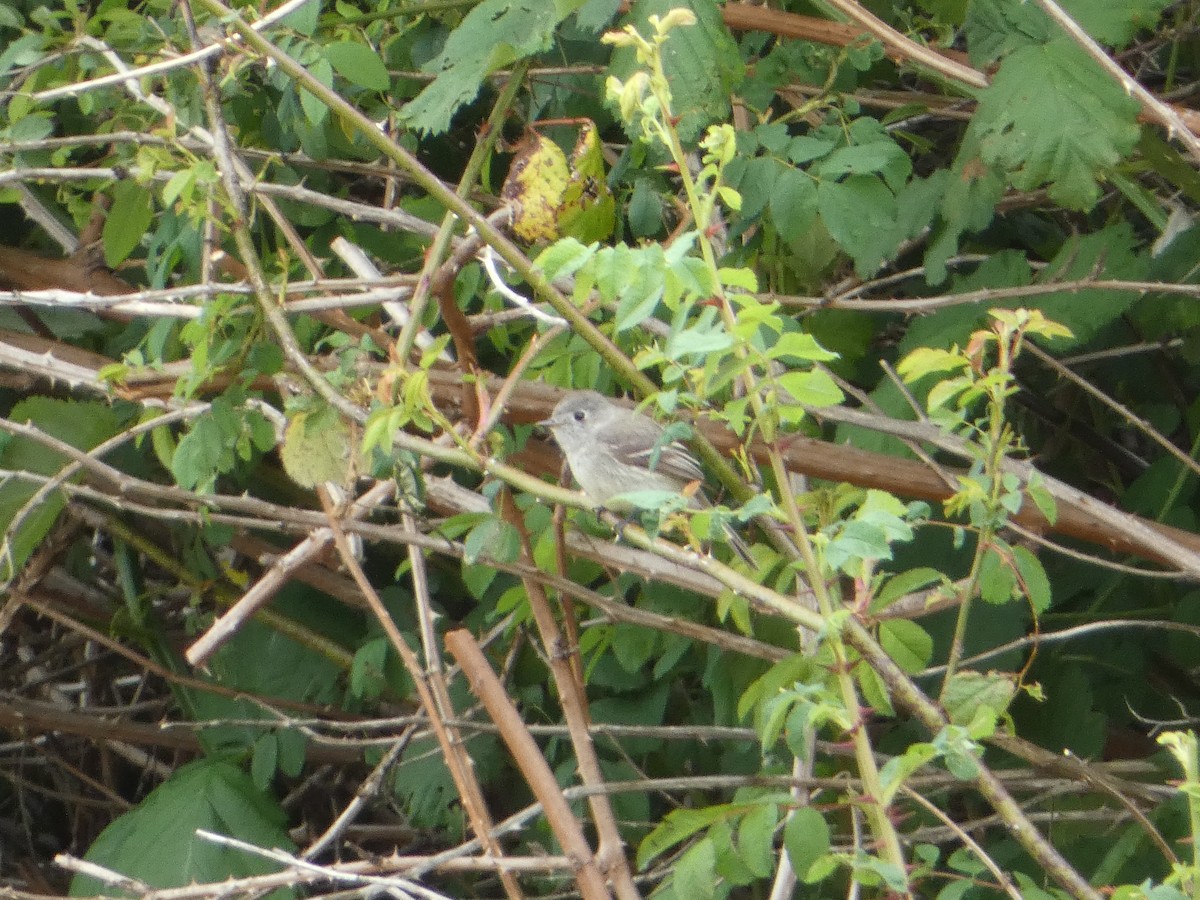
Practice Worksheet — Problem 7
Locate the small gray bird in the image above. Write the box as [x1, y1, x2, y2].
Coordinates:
[539, 390, 752, 561]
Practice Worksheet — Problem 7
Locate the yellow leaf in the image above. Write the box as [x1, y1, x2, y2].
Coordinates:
[502, 131, 569, 243]
[280, 407, 356, 489]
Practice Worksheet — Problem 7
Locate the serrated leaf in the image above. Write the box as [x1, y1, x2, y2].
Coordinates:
[674, 837, 716, 900]
[878, 741, 938, 804]
[535, 237, 598, 281]
[875, 567, 944, 610]
[0, 398, 126, 580]
[104, 181, 153, 267]
[325, 40, 390, 91]
[300, 56, 333, 124]
[880, 619, 933, 673]
[966, 0, 1172, 63]
[1012, 544, 1052, 612]
[978, 544, 1018, 603]
[280, 407, 353, 489]
[732, 155, 778, 220]
[768, 331, 838, 363]
[69, 760, 294, 895]
[776, 369, 844, 408]
[817, 174, 900, 275]
[963, 0, 1052, 65]
[896, 347, 969, 382]
[403, 0, 583, 135]
[608, 0, 742, 144]
[736, 803, 777, 878]
[783, 807, 830, 882]
[614, 253, 666, 331]
[1024, 223, 1144, 347]
[816, 141, 912, 184]
[787, 135, 836, 164]
[941, 671, 1017, 726]
[972, 40, 1139, 209]
[769, 167, 818, 242]
[463, 516, 522, 565]
[857, 663, 894, 716]
[667, 317, 732, 357]
[1026, 480, 1057, 525]
[638, 806, 733, 868]
[250, 732, 278, 790]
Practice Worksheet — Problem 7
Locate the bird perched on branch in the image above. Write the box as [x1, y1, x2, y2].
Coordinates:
[540, 390, 752, 562]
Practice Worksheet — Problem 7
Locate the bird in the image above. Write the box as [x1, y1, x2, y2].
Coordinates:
[539, 390, 753, 562]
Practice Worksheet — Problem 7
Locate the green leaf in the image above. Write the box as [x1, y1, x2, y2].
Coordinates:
[767, 331, 838, 364]
[971, 41, 1140, 209]
[280, 0, 318, 34]
[966, 0, 1172, 62]
[0, 399, 124, 579]
[463, 516, 522, 564]
[300, 56, 334, 124]
[628, 176, 663, 236]
[667, 314, 733, 357]
[1026, 478, 1057, 525]
[325, 40, 390, 91]
[350, 636, 390, 700]
[963, 0, 1052, 65]
[251, 732, 278, 789]
[787, 135, 837, 164]
[783, 806, 831, 882]
[1012, 544, 1052, 612]
[768, 166, 817, 242]
[978, 544, 1018, 603]
[776, 369, 844, 408]
[737, 653, 816, 722]
[878, 741, 938, 804]
[611, 622, 658, 672]
[276, 728, 307, 778]
[536, 237, 598, 281]
[736, 803, 777, 879]
[856, 663, 894, 716]
[673, 836, 716, 900]
[403, 0, 585, 135]
[69, 760, 295, 895]
[816, 141, 912, 185]
[614, 252, 666, 331]
[104, 181, 154, 267]
[817, 175, 900, 275]
[732, 156, 779, 220]
[0, 33, 47, 80]
[941, 671, 1017, 727]
[638, 805, 735, 869]
[879, 619, 933, 674]
[874, 567, 944, 610]
[1024, 223, 1144, 347]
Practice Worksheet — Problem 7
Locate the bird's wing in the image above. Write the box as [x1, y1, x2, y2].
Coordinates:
[600, 413, 706, 483]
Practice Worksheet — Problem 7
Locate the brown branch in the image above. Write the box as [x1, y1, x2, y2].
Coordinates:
[445, 629, 614, 900]
[496, 489, 641, 899]
[315, 488, 526, 900]
[0, 245, 133, 295]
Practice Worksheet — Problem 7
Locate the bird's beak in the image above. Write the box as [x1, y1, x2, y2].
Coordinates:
[537, 415, 560, 429]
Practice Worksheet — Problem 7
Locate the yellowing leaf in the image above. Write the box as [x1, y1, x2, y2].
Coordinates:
[502, 131, 570, 243]
[558, 122, 615, 242]
[281, 407, 355, 489]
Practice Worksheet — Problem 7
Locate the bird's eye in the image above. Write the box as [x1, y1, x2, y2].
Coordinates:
[572, 410, 586, 422]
